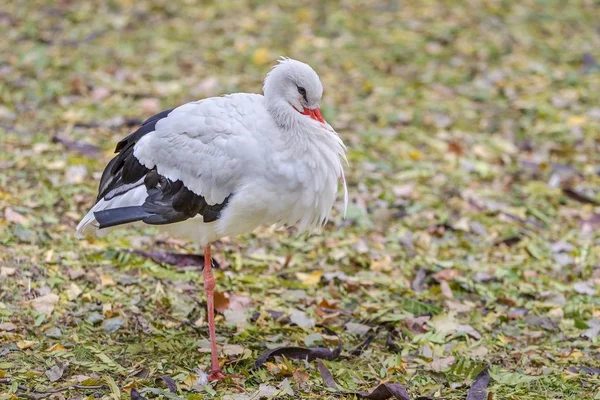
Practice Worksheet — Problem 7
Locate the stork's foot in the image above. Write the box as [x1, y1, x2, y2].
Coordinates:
[207, 369, 227, 382]
[207, 369, 243, 382]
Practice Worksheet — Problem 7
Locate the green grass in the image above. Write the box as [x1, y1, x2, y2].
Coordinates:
[1, 0, 599, 399]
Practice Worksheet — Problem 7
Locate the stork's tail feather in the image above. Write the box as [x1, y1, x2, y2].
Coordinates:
[94, 206, 152, 229]
[75, 185, 148, 238]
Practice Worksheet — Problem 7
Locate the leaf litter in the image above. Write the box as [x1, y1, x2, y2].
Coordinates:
[1, 1, 600, 399]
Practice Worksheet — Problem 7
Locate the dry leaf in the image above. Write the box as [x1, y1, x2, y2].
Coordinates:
[31, 293, 59, 315]
[214, 291, 230, 313]
[440, 280, 454, 298]
[46, 343, 67, 352]
[290, 310, 316, 329]
[430, 356, 456, 372]
[67, 282, 83, 301]
[433, 269, 460, 282]
[17, 340, 36, 350]
[45, 361, 67, 382]
[4, 207, 27, 224]
[0, 322, 17, 331]
[292, 369, 310, 385]
[296, 270, 323, 286]
[0, 267, 16, 277]
[405, 316, 430, 334]
[252, 48, 271, 66]
[99, 275, 116, 287]
[223, 344, 245, 356]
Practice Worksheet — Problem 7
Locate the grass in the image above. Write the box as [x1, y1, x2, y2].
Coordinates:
[1, 0, 599, 399]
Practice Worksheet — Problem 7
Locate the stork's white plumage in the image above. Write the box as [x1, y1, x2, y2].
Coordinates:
[76, 58, 347, 381]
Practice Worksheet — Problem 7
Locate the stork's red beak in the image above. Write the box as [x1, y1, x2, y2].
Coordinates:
[301, 107, 325, 123]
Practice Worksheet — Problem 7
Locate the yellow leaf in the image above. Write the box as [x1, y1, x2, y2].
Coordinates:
[104, 374, 121, 399]
[567, 115, 586, 126]
[0, 369, 5, 378]
[370, 256, 393, 272]
[122, 380, 139, 392]
[568, 350, 583, 359]
[183, 373, 197, 389]
[295, 8, 312, 22]
[17, 340, 36, 350]
[46, 343, 67, 352]
[103, 303, 113, 317]
[408, 150, 422, 160]
[295, 270, 323, 286]
[100, 275, 116, 287]
[252, 48, 271, 66]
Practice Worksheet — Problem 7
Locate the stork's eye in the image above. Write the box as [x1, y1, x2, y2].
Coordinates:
[297, 86, 307, 101]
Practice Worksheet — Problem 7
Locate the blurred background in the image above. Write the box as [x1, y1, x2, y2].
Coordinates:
[1, 1, 599, 399]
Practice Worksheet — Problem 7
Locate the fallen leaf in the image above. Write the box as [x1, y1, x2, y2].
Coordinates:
[253, 340, 342, 370]
[131, 389, 148, 400]
[4, 207, 27, 224]
[317, 359, 410, 400]
[52, 136, 100, 156]
[131, 250, 210, 267]
[17, 340, 36, 350]
[404, 316, 430, 334]
[582, 319, 600, 339]
[440, 280, 454, 298]
[411, 268, 427, 292]
[466, 367, 490, 400]
[345, 322, 372, 336]
[102, 317, 125, 333]
[224, 309, 249, 329]
[293, 369, 310, 385]
[467, 347, 489, 357]
[290, 309, 315, 329]
[99, 275, 116, 287]
[567, 366, 600, 375]
[66, 282, 83, 301]
[161, 375, 177, 393]
[223, 344, 245, 356]
[431, 312, 458, 335]
[65, 165, 88, 184]
[433, 269, 459, 282]
[0, 322, 16, 331]
[46, 343, 67, 352]
[458, 324, 482, 340]
[214, 291, 230, 313]
[304, 333, 323, 347]
[141, 98, 161, 114]
[31, 293, 59, 315]
[430, 356, 456, 372]
[91, 86, 111, 101]
[350, 334, 376, 356]
[525, 315, 558, 331]
[45, 361, 67, 382]
[0, 267, 16, 277]
[252, 48, 271, 66]
[295, 270, 323, 286]
[573, 281, 596, 296]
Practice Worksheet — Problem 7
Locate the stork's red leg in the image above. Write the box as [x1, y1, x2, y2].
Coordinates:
[203, 244, 226, 382]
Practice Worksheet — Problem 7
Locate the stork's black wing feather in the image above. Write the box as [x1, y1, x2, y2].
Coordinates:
[97, 108, 175, 202]
[93, 107, 231, 229]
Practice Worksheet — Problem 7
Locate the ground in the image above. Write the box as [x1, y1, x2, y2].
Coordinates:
[1, 0, 599, 399]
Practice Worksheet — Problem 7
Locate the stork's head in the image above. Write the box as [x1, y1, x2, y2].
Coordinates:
[263, 57, 325, 125]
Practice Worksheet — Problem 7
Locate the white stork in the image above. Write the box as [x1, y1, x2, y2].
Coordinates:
[76, 58, 348, 381]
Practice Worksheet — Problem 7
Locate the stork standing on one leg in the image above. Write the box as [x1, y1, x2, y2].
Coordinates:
[76, 58, 348, 381]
